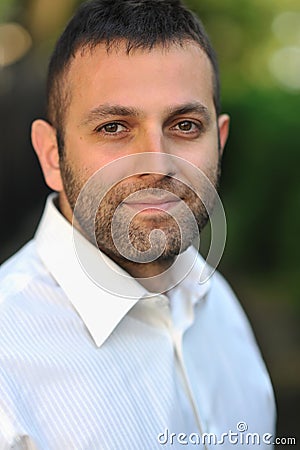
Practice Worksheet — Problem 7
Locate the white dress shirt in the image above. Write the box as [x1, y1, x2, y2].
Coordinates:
[0, 195, 275, 449]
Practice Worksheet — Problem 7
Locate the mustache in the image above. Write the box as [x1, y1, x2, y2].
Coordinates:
[103, 176, 195, 203]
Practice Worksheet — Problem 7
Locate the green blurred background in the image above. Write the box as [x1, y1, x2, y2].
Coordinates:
[0, 0, 299, 447]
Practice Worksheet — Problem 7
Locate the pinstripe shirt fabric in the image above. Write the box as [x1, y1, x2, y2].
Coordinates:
[0, 195, 275, 449]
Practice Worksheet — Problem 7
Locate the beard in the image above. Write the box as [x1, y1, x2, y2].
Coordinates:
[59, 158, 221, 265]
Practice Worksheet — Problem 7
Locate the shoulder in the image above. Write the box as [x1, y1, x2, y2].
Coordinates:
[0, 241, 52, 314]
[1, 242, 40, 298]
[0, 240, 68, 368]
[206, 269, 263, 349]
[209, 270, 250, 320]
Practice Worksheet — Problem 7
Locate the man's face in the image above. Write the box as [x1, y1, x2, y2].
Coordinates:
[58, 42, 228, 266]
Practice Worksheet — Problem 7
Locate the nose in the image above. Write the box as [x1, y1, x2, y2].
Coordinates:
[132, 129, 176, 178]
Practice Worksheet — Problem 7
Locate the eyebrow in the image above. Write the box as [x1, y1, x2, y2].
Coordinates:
[80, 101, 212, 127]
[81, 105, 140, 126]
[165, 102, 212, 125]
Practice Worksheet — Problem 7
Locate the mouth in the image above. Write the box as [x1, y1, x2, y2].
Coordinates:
[122, 195, 182, 213]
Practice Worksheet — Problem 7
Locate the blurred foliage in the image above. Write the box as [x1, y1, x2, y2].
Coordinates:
[0, 0, 18, 20]
[184, 0, 300, 306]
[1, 0, 300, 307]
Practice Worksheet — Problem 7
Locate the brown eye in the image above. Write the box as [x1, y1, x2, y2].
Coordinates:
[95, 122, 128, 135]
[178, 121, 194, 131]
[103, 123, 120, 133]
[171, 119, 203, 138]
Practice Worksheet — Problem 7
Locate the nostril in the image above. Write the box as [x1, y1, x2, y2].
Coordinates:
[131, 152, 178, 179]
[138, 171, 175, 179]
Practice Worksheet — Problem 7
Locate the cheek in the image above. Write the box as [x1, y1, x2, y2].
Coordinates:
[172, 126, 220, 173]
[63, 136, 105, 179]
[174, 150, 220, 196]
[181, 150, 220, 178]
[70, 132, 134, 176]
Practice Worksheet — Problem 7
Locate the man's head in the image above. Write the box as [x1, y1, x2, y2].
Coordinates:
[46, 0, 221, 153]
[31, 0, 229, 276]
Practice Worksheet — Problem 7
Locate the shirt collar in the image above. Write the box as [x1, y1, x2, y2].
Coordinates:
[35, 194, 211, 347]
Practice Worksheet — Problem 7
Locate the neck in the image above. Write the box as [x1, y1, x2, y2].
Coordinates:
[105, 251, 176, 294]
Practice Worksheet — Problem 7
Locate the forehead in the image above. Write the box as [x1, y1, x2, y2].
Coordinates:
[65, 41, 215, 120]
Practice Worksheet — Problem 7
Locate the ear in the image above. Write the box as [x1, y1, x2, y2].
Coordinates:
[31, 119, 63, 192]
[217, 114, 230, 156]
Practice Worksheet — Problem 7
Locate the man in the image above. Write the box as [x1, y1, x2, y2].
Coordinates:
[0, 0, 275, 449]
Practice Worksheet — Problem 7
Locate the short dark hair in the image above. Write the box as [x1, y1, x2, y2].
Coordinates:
[47, 0, 220, 155]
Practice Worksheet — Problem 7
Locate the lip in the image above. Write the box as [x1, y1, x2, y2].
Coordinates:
[123, 196, 181, 212]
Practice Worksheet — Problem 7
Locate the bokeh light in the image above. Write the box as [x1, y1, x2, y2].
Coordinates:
[0, 22, 32, 67]
[272, 11, 300, 45]
[270, 11, 300, 91]
[269, 46, 300, 90]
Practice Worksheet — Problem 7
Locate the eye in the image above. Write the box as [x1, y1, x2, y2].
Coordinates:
[171, 119, 204, 139]
[175, 120, 199, 132]
[95, 122, 128, 134]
